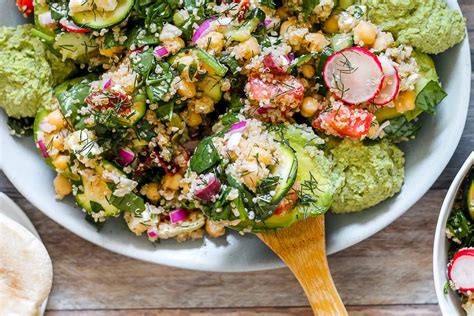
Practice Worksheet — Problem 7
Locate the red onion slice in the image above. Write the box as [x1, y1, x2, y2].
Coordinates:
[103, 79, 112, 90]
[228, 121, 247, 134]
[170, 208, 190, 223]
[192, 17, 217, 44]
[37, 139, 49, 158]
[193, 174, 221, 202]
[117, 147, 135, 166]
[153, 46, 169, 58]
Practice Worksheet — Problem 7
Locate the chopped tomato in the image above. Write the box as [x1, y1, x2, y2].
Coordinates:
[247, 74, 304, 109]
[16, 0, 33, 16]
[313, 104, 375, 138]
[262, 54, 289, 75]
[86, 90, 132, 115]
[234, 0, 250, 22]
[274, 191, 299, 216]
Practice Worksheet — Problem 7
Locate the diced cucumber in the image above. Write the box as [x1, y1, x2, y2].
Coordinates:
[53, 32, 99, 63]
[270, 143, 298, 204]
[331, 34, 354, 52]
[199, 75, 222, 103]
[70, 0, 134, 30]
[118, 93, 147, 127]
[196, 49, 228, 77]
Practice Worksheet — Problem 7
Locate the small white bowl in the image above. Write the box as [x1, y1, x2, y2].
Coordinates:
[434, 152, 474, 315]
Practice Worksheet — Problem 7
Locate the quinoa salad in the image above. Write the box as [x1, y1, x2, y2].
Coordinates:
[1, 0, 465, 242]
[445, 167, 474, 315]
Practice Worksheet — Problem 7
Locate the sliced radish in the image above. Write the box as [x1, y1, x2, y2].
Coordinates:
[373, 56, 400, 105]
[323, 47, 384, 105]
[448, 248, 474, 293]
[60, 18, 90, 33]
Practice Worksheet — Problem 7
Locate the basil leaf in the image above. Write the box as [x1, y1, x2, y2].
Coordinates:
[109, 193, 145, 214]
[383, 116, 422, 141]
[415, 80, 447, 114]
[189, 137, 220, 174]
[302, 0, 320, 19]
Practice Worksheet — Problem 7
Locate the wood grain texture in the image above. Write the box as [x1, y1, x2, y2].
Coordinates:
[257, 217, 346, 315]
[0, 1, 472, 314]
[45, 305, 440, 316]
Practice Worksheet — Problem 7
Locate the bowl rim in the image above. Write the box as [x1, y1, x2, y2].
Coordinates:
[433, 152, 474, 315]
[0, 0, 471, 272]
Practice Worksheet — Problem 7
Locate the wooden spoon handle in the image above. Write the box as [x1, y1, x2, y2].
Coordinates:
[257, 216, 347, 316]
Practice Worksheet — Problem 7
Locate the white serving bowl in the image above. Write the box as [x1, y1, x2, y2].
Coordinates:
[434, 152, 474, 315]
[0, 0, 471, 272]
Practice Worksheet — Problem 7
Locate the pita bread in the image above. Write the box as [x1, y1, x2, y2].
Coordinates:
[0, 213, 53, 316]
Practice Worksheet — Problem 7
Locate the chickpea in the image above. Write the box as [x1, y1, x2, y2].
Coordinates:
[301, 64, 315, 79]
[162, 173, 183, 191]
[372, 32, 394, 51]
[191, 96, 215, 114]
[242, 171, 259, 191]
[246, 147, 272, 166]
[323, 15, 339, 33]
[353, 21, 377, 46]
[233, 37, 261, 60]
[205, 220, 225, 238]
[52, 155, 70, 171]
[173, 55, 199, 81]
[53, 174, 72, 199]
[276, 7, 289, 21]
[394, 90, 417, 113]
[304, 33, 330, 53]
[176, 80, 196, 99]
[300, 96, 320, 118]
[47, 109, 65, 131]
[52, 134, 65, 151]
[100, 46, 124, 58]
[141, 183, 161, 201]
[187, 111, 202, 127]
[280, 20, 294, 36]
[197, 31, 225, 54]
[163, 37, 185, 55]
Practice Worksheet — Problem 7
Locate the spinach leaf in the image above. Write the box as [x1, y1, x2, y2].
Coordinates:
[155, 102, 174, 121]
[415, 80, 447, 114]
[90, 201, 105, 213]
[134, 119, 156, 141]
[109, 193, 146, 214]
[145, 62, 174, 102]
[47, 0, 68, 20]
[189, 137, 220, 174]
[302, 0, 320, 19]
[383, 116, 423, 141]
[220, 55, 241, 76]
[258, 0, 276, 8]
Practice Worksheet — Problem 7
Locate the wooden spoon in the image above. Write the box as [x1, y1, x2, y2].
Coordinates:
[257, 215, 347, 315]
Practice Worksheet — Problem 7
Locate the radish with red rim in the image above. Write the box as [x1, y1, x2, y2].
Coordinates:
[323, 47, 384, 105]
[59, 18, 90, 33]
[448, 248, 474, 294]
[373, 56, 400, 106]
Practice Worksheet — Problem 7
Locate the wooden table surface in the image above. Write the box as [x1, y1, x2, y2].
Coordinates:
[1, 2, 473, 315]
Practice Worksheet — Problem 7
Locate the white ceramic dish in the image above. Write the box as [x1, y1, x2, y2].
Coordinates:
[0, 0, 470, 272]
[433, 152, 474, 316]
[0, 192, 48, 315]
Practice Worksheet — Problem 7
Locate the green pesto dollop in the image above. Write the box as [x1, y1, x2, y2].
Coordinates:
[329, 139, 405, 213]
[365, 0, 466, 54]
[0, 24, 76, 118]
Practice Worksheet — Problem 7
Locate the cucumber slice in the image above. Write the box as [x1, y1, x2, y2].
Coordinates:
[466, 176, 474, 220]
[70, 0, 134, 30]
[53, 32, 99, 63]
[270, 143, 298, 204]
[118, 93, 147, 127]
[199, 75, 222, 103]
[75, 161, 142, 218]
[33, 107, 54, 169]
